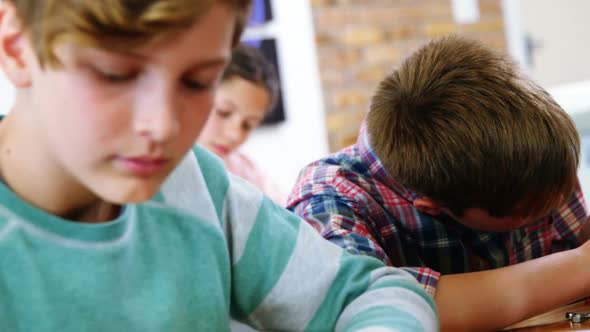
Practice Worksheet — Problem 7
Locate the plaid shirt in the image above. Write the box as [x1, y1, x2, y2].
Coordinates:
[287, 127, 588, 296]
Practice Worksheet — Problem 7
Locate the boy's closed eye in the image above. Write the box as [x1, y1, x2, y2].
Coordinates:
[91, 66, 138, 83]
[77, 52, 140, 84]
[182, 76, 216, 91]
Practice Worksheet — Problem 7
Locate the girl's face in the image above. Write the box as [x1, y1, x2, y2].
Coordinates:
[198, 77, 270, 157]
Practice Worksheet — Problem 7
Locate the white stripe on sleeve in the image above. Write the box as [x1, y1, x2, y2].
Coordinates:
[249, 221, 343, 329]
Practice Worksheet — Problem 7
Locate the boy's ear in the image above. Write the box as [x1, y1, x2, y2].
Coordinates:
[0, 1, 32, 88]
[413, 197, 445, 216]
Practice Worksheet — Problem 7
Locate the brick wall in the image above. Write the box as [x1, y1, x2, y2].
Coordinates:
[311, 0, 507, 151]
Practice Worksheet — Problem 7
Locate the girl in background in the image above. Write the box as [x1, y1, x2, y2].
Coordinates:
[198, 45, 286, 204]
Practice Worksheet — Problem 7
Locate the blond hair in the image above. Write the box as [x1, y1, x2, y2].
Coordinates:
[9, 0, 251, 67]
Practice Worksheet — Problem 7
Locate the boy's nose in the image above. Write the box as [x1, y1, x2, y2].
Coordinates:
[134, 87, 180, 142]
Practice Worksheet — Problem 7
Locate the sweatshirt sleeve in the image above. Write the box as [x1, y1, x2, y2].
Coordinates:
[225, 175, 438, 332]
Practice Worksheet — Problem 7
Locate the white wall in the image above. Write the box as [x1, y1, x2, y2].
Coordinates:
[240, 0, 329, 194]
[549, 81, 590, 197]
[519, 0, 590, 87]
[503, 0, 590, 196]
[501, 0, 527, 69]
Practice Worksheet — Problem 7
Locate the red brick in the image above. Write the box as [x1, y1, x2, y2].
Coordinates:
[342, 27, 386, 46]
[330, 90, 370, 109]
[364, 45, 402, 64]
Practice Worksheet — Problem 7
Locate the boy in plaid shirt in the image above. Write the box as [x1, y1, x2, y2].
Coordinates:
[288, 35, 590, 331]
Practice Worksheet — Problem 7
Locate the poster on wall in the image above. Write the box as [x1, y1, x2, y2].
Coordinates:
[243, 0, 285, 125]
[248, 0, 273, 26]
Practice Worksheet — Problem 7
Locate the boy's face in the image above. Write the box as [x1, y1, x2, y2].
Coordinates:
[415, 197, 558, 231]
[453, 200, 563, 231]
[454, 208, 541, 232]
[13, 4, 235, 203]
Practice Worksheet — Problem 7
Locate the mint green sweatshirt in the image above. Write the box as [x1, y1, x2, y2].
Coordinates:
[0, 146, 438, 331]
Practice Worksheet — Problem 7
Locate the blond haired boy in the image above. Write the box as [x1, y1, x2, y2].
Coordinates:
[0, 1, 437, 331]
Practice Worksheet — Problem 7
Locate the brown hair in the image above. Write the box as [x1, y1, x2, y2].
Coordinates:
[8, 0, 252, 68]
[222, 44, 279, 111]
[367, 35, 580, 218]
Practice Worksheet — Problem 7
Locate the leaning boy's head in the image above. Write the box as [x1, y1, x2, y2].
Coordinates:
[367, 35, 579, 231]
[0, 0, 250, 204]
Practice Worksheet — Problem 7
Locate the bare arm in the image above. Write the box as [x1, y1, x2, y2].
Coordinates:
[578, 216, 590, 245]
[435, 243, 590, 331]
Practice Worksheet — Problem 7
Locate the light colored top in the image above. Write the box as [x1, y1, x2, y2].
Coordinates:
[224, 150, 286, 205]
[0, 146, 438, 331]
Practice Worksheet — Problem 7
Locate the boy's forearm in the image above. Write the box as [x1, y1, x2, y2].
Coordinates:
[577, 217, 590, 245]
[435, 246, 590, 331]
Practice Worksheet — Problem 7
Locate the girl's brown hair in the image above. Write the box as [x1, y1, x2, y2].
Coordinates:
[222, 44, 279, 112]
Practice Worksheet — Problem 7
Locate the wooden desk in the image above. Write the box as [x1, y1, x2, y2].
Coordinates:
[504, 300, 590, 331]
